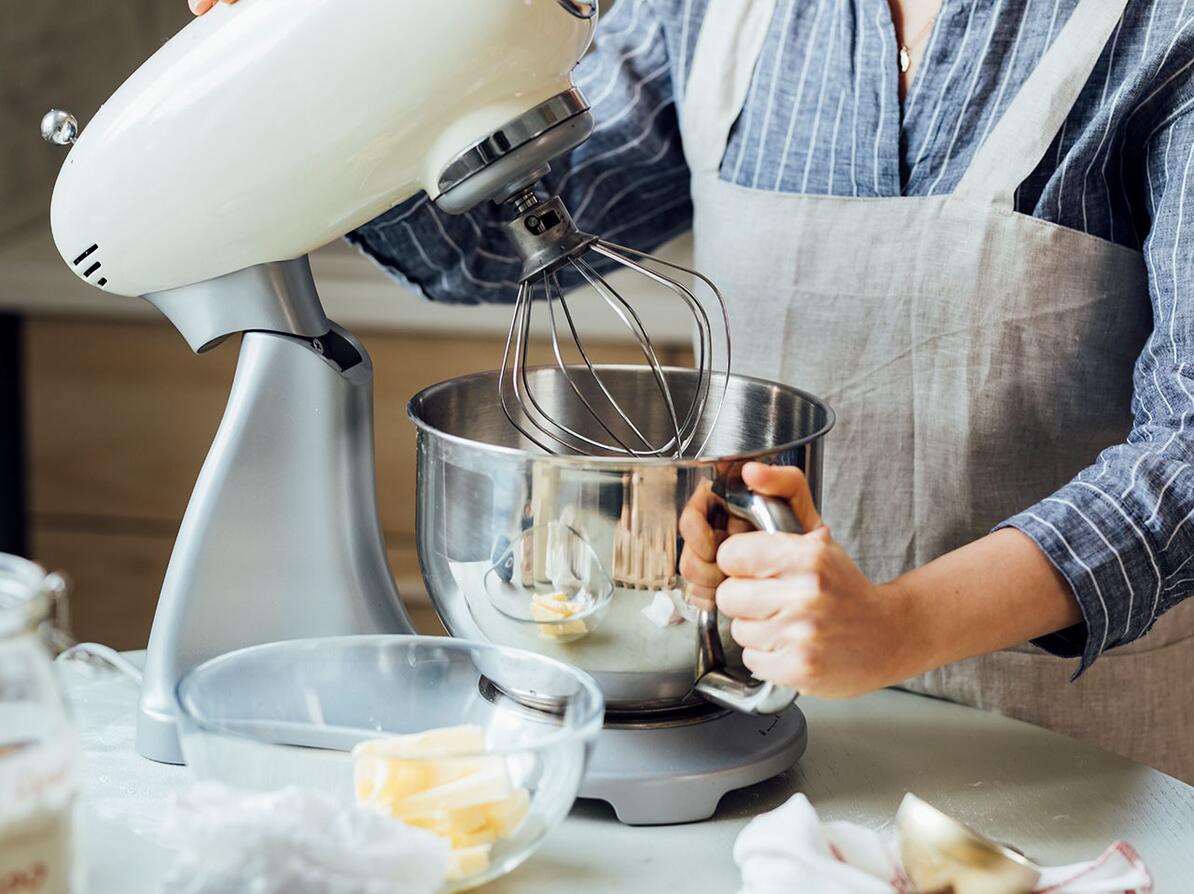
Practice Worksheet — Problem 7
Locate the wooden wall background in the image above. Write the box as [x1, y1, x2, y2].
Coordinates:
[0, 1, 192, 239]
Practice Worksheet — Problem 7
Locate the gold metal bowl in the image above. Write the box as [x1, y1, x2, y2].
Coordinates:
[896, 794, 1041, 894]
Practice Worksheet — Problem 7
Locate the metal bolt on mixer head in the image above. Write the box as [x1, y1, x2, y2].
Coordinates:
[497, 187, 732, 460]
[40, 109, 79, 145]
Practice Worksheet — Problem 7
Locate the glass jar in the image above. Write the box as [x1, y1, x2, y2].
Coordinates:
[0, 553, 79, 894]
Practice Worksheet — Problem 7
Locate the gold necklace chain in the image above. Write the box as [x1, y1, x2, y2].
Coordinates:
[898, 16, 937, 73]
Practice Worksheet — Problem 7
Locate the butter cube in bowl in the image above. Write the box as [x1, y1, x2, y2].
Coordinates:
[175, 635, 604, 892]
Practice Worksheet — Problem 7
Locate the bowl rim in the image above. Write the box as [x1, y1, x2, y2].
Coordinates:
[406, 364, 836, 466]
[174, 634, 607, 758]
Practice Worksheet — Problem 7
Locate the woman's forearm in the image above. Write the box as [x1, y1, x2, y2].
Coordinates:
[706, 463, 1093, 692]
[883, 528, 1083, 680]
[712, 465, 1087, 698]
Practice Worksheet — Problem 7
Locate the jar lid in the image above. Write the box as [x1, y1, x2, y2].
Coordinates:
[0, 553, 55, 639]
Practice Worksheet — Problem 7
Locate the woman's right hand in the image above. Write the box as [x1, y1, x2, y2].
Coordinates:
[189, 0, 237, 15]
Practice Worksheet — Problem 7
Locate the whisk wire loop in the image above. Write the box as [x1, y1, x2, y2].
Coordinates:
[596, 240, 733, 459]
[591, 243, 713, 451]
[540, 272, 645, 455]
[571, 258, 684, 456]
[498, 283, 559, 455]
[548, 273, 661, 454]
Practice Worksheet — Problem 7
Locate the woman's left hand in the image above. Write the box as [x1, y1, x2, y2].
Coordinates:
[717, 463, 917, 698]
[189, 0, 238, 16]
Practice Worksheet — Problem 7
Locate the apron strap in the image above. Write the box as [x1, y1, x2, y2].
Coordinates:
[954, 0, 1131, 211]
[679, 0, 778, 175]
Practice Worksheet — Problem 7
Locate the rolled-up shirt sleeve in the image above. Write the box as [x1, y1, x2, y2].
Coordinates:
[998, 111, 1194, 676]
[346, 0, 693, 305]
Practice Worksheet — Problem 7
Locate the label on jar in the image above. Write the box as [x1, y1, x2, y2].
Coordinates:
[0, 806, 72, 894]
[0, 737, 77, 894]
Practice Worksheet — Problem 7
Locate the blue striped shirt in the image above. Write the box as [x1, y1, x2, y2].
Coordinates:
[349, 0, 1194, 676]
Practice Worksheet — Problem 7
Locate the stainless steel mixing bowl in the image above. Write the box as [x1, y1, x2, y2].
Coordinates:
[408, 366, 834, 718]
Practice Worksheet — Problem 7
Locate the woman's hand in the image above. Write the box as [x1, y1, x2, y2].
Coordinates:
[678, 481, 752, 611]
[684, 462, 1084, 700]
[715, 463, 918, 698]
[189, 0, 237, 15]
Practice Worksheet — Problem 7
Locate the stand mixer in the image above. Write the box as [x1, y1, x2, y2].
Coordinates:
[42, 0, 833, 824]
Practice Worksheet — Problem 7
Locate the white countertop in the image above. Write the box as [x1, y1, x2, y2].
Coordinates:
[66, 657, 1194, 893]
[0, 226, 696, 345]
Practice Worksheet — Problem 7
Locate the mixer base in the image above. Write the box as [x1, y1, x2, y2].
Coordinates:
[578, 705, 807, 825]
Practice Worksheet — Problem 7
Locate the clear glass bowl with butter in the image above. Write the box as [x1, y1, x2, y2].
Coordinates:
[175, 635, 605, 892]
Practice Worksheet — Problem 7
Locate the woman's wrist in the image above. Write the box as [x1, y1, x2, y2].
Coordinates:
[880, 529, 1082, 680]
[875, 576, 936, 684]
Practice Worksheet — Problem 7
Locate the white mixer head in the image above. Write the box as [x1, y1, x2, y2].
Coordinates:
[47, 0, 597, 298]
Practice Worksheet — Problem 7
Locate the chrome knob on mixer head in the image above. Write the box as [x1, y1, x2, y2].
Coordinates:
[40, 109, 78, 146]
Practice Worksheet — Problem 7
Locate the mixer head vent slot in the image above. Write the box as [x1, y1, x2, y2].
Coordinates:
[72, 243, 98, 266]
[70, 243, 108, 285]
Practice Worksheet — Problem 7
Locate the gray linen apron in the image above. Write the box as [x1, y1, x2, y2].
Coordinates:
[682, 0, 1194, 782]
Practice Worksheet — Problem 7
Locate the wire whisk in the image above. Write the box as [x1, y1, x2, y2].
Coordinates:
[497, 192, 731, 459]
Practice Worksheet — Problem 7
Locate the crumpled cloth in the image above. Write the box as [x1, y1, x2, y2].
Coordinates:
[734, 795, 1153, 894]
[158, 783, 449, 894]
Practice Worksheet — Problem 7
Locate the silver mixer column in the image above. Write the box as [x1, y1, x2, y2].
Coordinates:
[134, 259, 413, 764]
[144, 256, 330, 352]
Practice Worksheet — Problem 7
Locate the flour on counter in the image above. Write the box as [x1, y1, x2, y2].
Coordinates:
[159, 782, 449, 894]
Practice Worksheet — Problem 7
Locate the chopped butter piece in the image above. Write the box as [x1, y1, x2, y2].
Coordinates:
[404, 805, 497, 848]
[529, 600, 572, 621]
[531, 591, 591, 638]
[483, 787, 530, 837]
[352, 724, 484, 759]
[448, 804, 489, 835]
[354, 754, 436, 808]
[404, 810, 452, 837]
[454, 826, 499, 849]
[538, 619, 588, 638]
[391, 758, 513, 818]
[352, 727, 531, 884]
[531, 589, 595, 616]
[447, 844, 493, 881]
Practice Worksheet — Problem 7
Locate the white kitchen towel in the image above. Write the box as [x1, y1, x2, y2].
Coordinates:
[734, 794, 1153, 894]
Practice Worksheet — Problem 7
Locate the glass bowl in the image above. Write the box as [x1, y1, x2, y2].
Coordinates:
[175, 635, 605, 892]
[481, 522, 614, 644]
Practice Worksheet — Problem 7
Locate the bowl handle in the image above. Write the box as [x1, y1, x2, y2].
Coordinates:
[692, 488, 800, 715]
